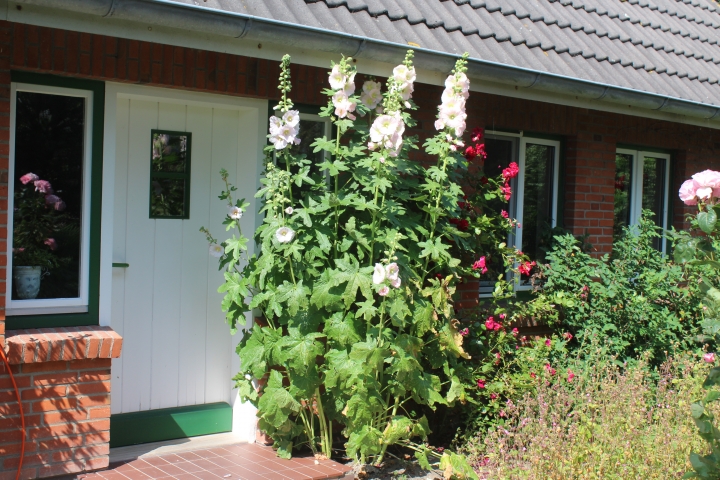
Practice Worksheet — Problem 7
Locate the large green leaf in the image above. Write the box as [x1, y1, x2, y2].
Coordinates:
[258, 370, 300, 428]
[699, 210, 718, 235]
[346, 425, 383, 459]
[276, 280, 311, 317]
[335, 255, 374, 308]
[324, 311, 363, 349]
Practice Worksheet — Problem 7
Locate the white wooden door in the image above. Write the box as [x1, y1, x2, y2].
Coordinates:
[109, 86, 265, 420]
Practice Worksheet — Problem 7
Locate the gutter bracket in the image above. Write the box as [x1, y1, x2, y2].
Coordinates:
[352, 38, 367, 58]
[237, 18, 253, 39]
[103, 0, 118, 18]
[655, 96, 670, 111]
[709, 108, 720, 121]
[527, 73, 542, 88]
[596, 86, 610, 100]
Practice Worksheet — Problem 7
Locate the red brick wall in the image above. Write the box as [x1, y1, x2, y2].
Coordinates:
[0, 327, 121, 479]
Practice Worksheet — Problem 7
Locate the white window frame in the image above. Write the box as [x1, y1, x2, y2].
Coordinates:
[479, 132, 561, 294]
[616, 148, 671, 253]
[6, 83, 93, 316]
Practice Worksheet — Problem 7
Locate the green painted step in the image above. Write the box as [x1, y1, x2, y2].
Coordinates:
[110, 402, 233, 448]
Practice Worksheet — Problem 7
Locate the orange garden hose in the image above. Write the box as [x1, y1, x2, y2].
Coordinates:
[0, 345, 24, 480]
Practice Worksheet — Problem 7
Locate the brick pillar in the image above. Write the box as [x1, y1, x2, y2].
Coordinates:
[0, 326, 122, 479]
[563, 130, 617, 255]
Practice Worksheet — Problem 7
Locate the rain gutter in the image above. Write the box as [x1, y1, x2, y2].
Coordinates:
[16, 0, 720, 122]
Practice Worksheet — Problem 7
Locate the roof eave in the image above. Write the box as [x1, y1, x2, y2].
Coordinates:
[17, 0, 720, 122]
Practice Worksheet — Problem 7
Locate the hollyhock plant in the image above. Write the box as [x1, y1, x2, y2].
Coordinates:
[202, 51, 498, 478]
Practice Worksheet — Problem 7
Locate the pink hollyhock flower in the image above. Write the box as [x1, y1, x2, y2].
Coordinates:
[678, 179, 698, 206]
[378, 286, 390, 297]
[34, 180, 53, 194]
[567, 370, 575, 382]
[20, 173, 39, 184]
[518, 261, 536, 276]
[501, 210, 509, 219]
[472, 256, 488, 274]
[563, 332, 573, 341]
[490, 393, 498, 400]
[511, 327, 519, 336]
[545, 338, 551, 347]
[44, 238, 57, 251]
[692, 170, 720, 200]
[704, 352, 716, 363]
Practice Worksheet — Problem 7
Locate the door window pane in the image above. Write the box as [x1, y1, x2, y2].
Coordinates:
[642, 156, 666, 250]
[614, 153, 633, 243]
[12, 91, 85, 300]
[521, 143, 555, 267]
[149, 130, 191, 219]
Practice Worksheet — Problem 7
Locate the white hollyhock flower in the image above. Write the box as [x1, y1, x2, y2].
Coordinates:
[209, 244, 224, 257]
[329, 65, 346, 90]
[285, 207, 294, 215]
[275, 226, 296, 243]
[282, 110, 300, 128]
[378, 286, 390, 297]
[390, 277, 401, 289]
[363, 80, 381, 94]
[398, 82, 414, 101]
[373, 263, 386, 284]
[392, 64, 416, 85]
[269, 116, 283, 133]
[228, 206, 243, 220]
[385, 263, 399, 281]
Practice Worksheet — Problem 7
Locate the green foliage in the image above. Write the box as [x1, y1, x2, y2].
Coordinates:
[518, 211, 704, 363]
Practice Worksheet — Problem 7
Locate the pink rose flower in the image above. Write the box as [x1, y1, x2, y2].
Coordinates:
[44, 238, 57, 251]
[34, 180, 53, 194]
[567, 369, 575, 382]
[20, 173, 39, 184]
[54, 200, 66, 211]
[692, 170, 720, 200]
[485, 317, 496, 330]
[678, 179, 698, 206]
[490, 393, 498, 400]
[545, 338, 551, 347]
[511, 327, 519, 336]
[704, 352, 716, 364]
[477, 379, 486, 389]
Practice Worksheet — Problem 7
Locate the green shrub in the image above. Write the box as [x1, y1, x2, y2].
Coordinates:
[463, 352, 713, 479]
[520, 211, 705, 363]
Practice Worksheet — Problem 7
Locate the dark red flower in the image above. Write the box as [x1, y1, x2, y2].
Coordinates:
[518, 260, 536, 276]
[471, 127, 485, 143]
[464, 145, 477, 161]
[475, 143, 487, 160]
[480, 176, 489, 185]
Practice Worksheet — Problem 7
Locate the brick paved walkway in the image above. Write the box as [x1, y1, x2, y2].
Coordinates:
[78, 443, 352, 480]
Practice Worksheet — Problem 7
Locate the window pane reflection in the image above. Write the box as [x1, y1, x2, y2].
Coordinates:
[614, 153, 633, 243]
[643, 156, 666, 250]
[483, 137, 514, 278]
[12, 91, 85, 300]
[521, 144, 555, 269]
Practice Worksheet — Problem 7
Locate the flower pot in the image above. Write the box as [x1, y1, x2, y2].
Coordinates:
[13, 266, 42, 299]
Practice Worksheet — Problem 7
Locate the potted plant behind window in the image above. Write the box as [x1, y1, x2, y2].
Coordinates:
[12, 172, 66, 299]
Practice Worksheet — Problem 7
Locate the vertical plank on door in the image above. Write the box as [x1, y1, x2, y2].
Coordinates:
[111, 97, 130, 415]
[121, 99, 158, 413]
[150, 102, 187, 410]
[205, 108, 238, 404]
[178, 105, 213, 407]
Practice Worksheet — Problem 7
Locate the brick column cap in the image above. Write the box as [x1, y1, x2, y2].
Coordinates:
[4, 326, 123, 365]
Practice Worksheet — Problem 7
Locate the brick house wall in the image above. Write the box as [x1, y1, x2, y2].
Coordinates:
[0, 18, 719, 478]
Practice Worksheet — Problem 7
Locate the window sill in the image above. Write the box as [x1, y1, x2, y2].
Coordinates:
[4, 326, 123, 364]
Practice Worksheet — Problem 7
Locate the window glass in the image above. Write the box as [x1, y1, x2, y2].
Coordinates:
[483, 137, 514, 279]
[613, 149, 669, 252]
[149, 130, 191, 219]
[642, 156, 667, 251]
[282, 116, 331, 200]
[12, 91, 85, 300]
[613, 153, 633, 243]
[521, 143, 555, 267]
